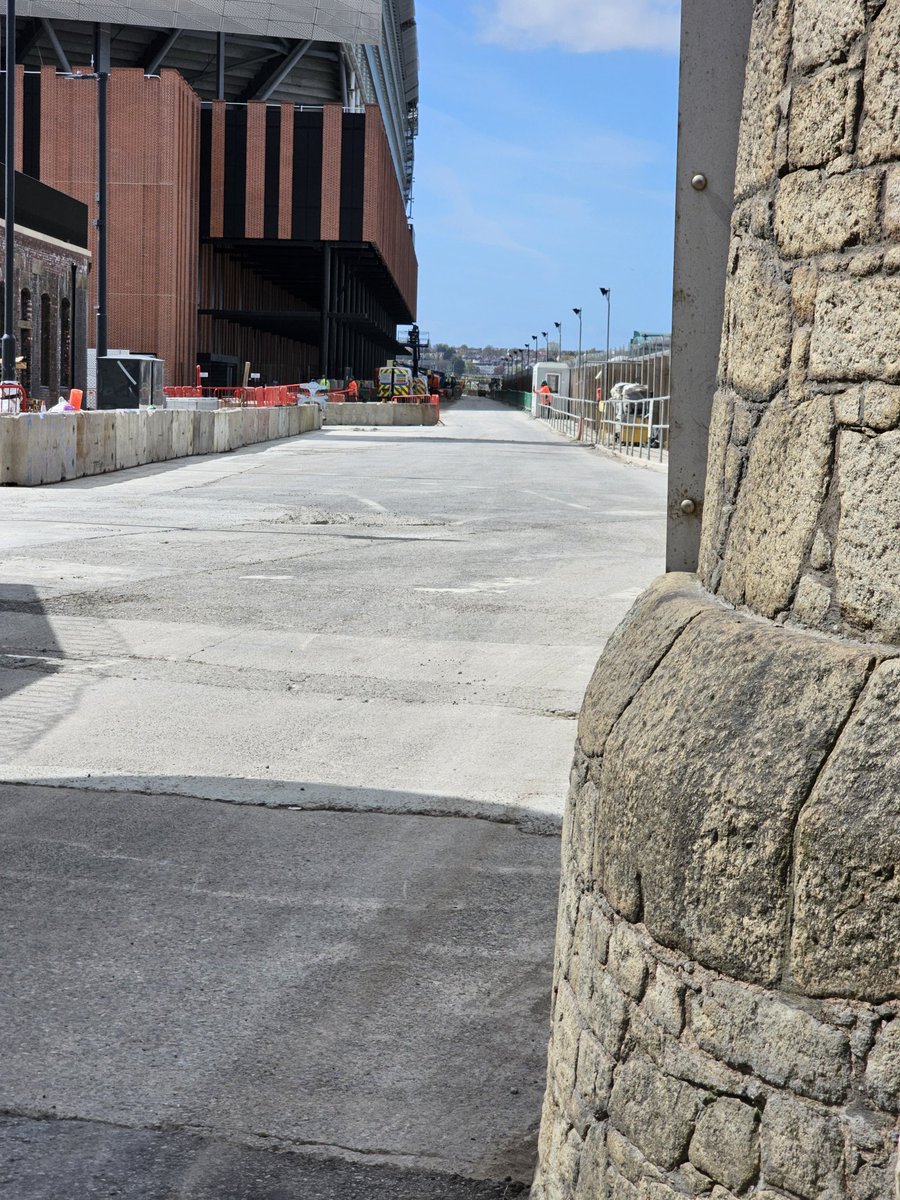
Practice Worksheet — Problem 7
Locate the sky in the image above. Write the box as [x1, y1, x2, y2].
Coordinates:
[411, 0, 681, 353]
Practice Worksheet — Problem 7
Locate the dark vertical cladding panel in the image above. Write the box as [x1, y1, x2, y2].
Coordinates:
[339, 113, 364, 243]
[199, 105, 212, 238]
[23, 73, 40, 179]
[292, 110, 322, 242]
[223, 105, 247, 237]
[263, 106, 280, 239]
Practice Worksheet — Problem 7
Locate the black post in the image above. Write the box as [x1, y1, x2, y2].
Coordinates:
[410, 324, 420, 378]
[95, 24, 109, 359]
[216, 32, 225, 100]
[2, 0, 16, 381]
[320, 243, 331, 377]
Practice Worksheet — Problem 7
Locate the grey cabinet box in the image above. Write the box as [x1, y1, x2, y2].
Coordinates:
[97, 356, 164, 409]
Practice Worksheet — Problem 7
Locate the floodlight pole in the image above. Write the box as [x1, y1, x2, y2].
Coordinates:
[2, 0, 17, 382]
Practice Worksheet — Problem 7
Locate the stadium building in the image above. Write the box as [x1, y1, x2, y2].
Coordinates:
[3, 0, 418, 386]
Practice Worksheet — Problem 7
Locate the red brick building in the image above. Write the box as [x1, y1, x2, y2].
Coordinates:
[4, 4, 418, 384]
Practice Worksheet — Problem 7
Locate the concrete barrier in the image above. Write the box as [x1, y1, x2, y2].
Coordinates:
[324, 402, 439, 426]
[0, 404, 322, 486]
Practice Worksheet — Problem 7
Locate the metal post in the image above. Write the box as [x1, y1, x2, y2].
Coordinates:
[320, 243, 331, 377]
[216, 31, 225, 100]
[2, 0, 16, 381]
[600, 286, 611, 417]
[667, 0, 753, 571]
[554, 320, 561, 360]
[95, 23, 109, 359]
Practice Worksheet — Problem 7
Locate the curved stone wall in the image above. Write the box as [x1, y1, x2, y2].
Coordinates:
[532, 577, 898, 1200]
[699, 0, 900, 643]
[531, 3, 900, 1196]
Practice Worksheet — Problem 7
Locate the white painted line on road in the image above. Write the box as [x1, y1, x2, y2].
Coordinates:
[349, 495, 388, 512]
[415, 577, 538, 595]
[521, 489, 589, 510]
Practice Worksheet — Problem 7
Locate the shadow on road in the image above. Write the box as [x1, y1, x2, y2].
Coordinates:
[0, 779, 557, 1197]
[0, 1116, 529, 1199]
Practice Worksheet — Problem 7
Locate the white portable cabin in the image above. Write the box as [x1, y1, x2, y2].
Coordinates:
[530, 361, 570, 416]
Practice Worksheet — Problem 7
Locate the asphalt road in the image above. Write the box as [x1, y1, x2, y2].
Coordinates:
[0, 398, 666, 1197]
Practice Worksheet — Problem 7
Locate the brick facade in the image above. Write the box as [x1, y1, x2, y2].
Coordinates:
[21, 64, 415, 388]
[37, 67, 199, 386]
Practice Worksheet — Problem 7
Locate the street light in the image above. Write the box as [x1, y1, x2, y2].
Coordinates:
[532, 334, 538, 363]
[600, 288, 611, 408]
[524, 343, 529, 368]
[573, 308, 583, 368]
[554, 321, 561, 360]
[542, 330, 549, 359]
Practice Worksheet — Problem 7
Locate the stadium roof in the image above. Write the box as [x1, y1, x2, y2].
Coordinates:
[17, 0, 383, 43]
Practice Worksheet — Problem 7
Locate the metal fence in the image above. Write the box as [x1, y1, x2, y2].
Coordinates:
[531, 392, 669, 462]
[536, 394, 597, 443]
[569, 343, 670, 404]
[596, 394, 670, 463]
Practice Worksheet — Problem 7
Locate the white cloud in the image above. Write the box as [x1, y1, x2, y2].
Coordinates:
[478, 0, 681, 54]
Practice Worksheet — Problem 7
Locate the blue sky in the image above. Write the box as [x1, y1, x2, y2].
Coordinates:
[411, 1, 681, 352]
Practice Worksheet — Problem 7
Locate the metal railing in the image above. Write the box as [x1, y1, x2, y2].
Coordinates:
[533, 392, 669, 463]
[596, 395, 670, 463]
[537, 394, 597, 444]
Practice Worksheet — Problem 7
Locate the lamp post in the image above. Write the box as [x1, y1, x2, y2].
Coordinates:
[572, 307, 582, 368]
[554, 320, 561, 360]
[542, 330, 549, 359]
[600, 287, 611, 408]
[524, 343, 529, 369]
[532, 333, 538, 364]
[2, 0, 17, 384]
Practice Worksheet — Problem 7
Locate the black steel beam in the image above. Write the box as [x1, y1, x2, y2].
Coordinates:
[241, 38, 311, 102]
[143, 28, 181, 75]
[15, 18, 42, 63]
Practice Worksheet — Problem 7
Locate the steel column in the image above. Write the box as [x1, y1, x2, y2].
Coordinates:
[320, 243, 331, 377]
[666, 0, 753, 571]
[41, 19, 71, 73]
[2, 0, 16, 381]
[94, 23, 110, 359]
[216, 31, 225, 100]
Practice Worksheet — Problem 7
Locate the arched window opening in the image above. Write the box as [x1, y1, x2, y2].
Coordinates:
[19, 289, 32, 392]
[40, 293, 51, 388]
[59, 298, 71, 389]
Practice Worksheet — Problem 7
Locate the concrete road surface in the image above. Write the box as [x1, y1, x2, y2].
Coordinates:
[0, 398, 666, 1197]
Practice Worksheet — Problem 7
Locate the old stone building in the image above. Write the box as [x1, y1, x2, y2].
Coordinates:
[0, 169, 89, 402]
[532, 2, 900, 1198]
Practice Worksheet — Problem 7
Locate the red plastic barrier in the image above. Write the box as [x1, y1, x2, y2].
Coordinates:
[0, 382, 27, 413]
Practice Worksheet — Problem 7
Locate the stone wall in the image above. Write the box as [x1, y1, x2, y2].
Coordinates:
[698, 0, 900, 645]
[531, 3, 900, 1197]
[532, 576, 899, 1200]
